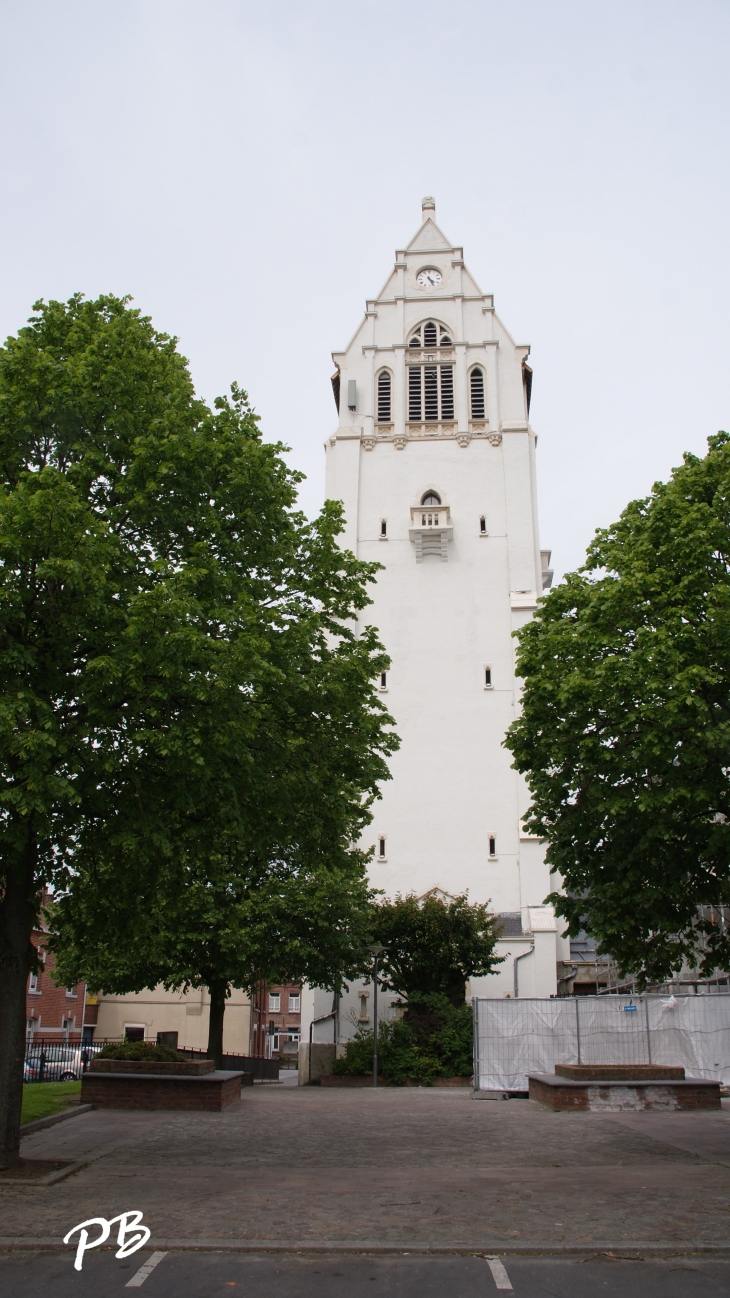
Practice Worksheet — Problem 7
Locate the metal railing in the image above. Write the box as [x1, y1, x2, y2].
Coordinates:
[23, 1037, 280, 1082]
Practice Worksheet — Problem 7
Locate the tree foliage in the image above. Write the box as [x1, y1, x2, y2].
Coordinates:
[370, 892, 504, 1005]
[0, 292, 396, 1153]
[331, 994, 474, 1084]
[506, 432, 730, 985]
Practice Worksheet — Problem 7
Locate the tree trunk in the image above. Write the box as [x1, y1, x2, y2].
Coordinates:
[0, 833, 39, 1169]
[206, 982, 229, 1069]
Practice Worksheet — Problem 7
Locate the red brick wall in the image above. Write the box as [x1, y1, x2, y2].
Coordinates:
[26, 929, 86, 1040]
[249, 982, 301, 1058]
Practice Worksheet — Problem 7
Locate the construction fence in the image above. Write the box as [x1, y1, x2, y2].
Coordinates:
[473, 993, 730, 1093]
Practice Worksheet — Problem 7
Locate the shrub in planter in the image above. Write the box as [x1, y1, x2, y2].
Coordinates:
[330, 994, 472, 1085]
[96, 1042, 183, 1063]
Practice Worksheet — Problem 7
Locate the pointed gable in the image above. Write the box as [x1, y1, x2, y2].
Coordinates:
[406, 217, 453, 254]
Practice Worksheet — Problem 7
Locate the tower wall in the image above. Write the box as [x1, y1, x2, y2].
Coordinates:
[316, 201, 567, 1035]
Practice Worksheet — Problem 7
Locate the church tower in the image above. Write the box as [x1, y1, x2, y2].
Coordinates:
[325, 198, 567, 1003]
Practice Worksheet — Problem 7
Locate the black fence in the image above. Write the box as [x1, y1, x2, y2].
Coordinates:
[23, 1038, 104, 1083]
[178, 1046, 280, 1080]
[23, 1037, 281, 1083]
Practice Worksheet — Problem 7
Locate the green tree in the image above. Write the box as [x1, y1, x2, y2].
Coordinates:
[331, 995, 474, 1084]
[506, 432, 730, 986]
[0, 293, 395, 1163]
[370, 892, 504, 1006]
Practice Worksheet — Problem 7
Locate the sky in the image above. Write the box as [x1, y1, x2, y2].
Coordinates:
[0, 1, 728, 579]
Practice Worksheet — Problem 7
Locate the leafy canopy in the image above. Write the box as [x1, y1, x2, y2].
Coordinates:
[370, 892, 504, 1005]
[0, 291, 396, 1115]
[506, 432, 730, 985]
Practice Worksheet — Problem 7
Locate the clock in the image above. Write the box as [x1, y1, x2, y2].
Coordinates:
[417, 267, 442, 289]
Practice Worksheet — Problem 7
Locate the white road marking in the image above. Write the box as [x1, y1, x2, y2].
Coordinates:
[126, 1251, 168, 1288]
[486, 1256, 513, 1290]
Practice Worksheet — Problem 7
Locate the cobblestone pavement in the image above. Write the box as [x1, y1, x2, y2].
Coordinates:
[4, 1087, 730, 1249]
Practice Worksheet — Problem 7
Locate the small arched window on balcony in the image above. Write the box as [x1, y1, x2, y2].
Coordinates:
[470, 367, 485, 420]
[420, 491, 441, 527]
[377, 370, 391, 423]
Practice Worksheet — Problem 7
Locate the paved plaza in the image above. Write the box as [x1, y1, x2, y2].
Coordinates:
[3, 1082, 730, 1256]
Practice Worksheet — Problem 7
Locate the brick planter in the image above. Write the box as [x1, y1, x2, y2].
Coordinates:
[529, 1072, 721, 1112]
[90, 1058, 215, 1076]
[554, 1064, 685, 1082]
[81, 1069, 248, 1111]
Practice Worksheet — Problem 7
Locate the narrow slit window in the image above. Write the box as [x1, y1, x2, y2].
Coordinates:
[379, 671, 387, 690]
[378, 837, 387, 858]
[377, 370, 391, 422]
[480, 516, 487, 534]
[380, 519, 387, 537]
[423, 321, 438, 348]
[470, 368, 485, 419]
[489, 835, 497, 858]
[484, 666, 492, 687]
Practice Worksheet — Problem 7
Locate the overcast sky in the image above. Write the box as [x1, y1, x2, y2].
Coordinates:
[1, 1, 728, 578]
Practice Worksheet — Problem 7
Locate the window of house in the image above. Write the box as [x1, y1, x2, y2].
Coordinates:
[268, 993, 281, 1012]
[378, 836, 387, 859]
[421, 492, 441, 506]
[26, 1017, 36, 1036]
[377, 370, 391, 422]
[124, 1025, 145, 1042]
[65, 986, 77, 998]
[484, 666, 492, 688]
[470, 367, 486, 419]
[489, 835, 497, 859]
[480, 516, 487, 534]
[288, 994, 300, 1012]
[28, 972, 39, 994]
[379, 671, 387, 690]
[380, 519, 387, 538]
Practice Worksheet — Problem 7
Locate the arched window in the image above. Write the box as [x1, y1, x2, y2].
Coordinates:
[408, 322, 452, 349]
[377, 370, 391, 422]
[421, 491, 441, 506]
[470, 367, 485, 419]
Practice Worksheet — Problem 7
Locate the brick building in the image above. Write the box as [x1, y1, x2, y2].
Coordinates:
[26, 923, 87, 1043]
[250, 982, 301, 1061]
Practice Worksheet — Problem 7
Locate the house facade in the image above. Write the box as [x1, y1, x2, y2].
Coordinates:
[26, 925, 87, 1042]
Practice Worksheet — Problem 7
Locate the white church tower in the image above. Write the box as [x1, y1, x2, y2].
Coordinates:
[323, 198, 568, 1018]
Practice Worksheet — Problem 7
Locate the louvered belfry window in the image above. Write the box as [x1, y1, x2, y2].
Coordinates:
[470, 367, 485, 419]
[408, 322, 454, 422]
[377, 370, 391, 422]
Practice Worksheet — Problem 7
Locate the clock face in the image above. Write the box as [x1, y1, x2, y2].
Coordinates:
[417, 267, 442, 289]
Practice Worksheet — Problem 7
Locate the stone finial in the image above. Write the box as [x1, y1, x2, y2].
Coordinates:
[421, 196, 435, 218]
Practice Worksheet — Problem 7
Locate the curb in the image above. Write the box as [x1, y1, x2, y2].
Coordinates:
[20, 1105, 93, 1138]
[0, 1238, 729, 1257]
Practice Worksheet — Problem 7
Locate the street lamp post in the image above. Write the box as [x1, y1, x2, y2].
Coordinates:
[368, 944, 386, 1088]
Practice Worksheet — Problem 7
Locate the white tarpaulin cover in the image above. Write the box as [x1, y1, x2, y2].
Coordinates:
[473, 994, 730, 1092]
